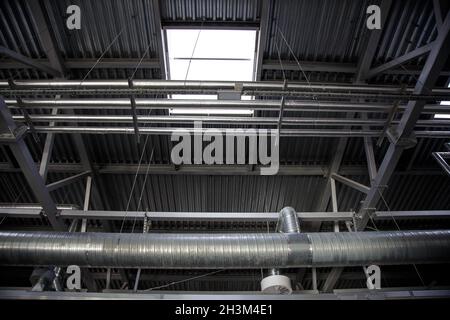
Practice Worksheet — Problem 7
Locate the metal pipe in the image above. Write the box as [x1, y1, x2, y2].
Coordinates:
[6, 98, 449, 114]
[277, 207, 301, 233]
[0, 204, 79, 210]
[21, 126, 450, 138]
[0, 230, 449, 269]
[4, 98, 398, 112]
[0, 87, 450, 101]
[269, 206, 301, 276]
[2, 79, 449, 94]
[10, 114, 450, 128]
[0, 98, 403, 109]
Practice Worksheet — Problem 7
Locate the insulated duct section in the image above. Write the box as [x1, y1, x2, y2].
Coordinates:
[0, 230, 449, 268]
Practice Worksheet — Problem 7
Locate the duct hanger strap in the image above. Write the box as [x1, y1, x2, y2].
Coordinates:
[0, 230, 449, 269]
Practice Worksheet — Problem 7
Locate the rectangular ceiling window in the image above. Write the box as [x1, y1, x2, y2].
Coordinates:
[166, 29, 257, 115]
[435, 82, 450, 119]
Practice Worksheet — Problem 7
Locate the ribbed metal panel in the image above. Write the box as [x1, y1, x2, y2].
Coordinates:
[373, 0, 437, 68]
[268, 0, 370, 63]
[43, 0, 160, 60]
[0, 1, 46, 58]
[160, 0, 260, 23]
[0, 0, 449, 293]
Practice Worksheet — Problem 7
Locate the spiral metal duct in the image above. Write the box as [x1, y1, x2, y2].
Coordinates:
[0, 230, 449, 269]
[277, 207, 301, 233]
[269, 206, 301, 275]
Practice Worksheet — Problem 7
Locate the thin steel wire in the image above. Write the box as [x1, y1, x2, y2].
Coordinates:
[143, 269, 226, 291]
[131, 147, 155, 233]
[377, 187, 427, 287]
[274, 22, 322, 128]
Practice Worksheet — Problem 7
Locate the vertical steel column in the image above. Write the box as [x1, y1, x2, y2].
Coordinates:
[330, 178, 339, 233]
[364, 136, 378, 183]
[39, 108, 58, 182]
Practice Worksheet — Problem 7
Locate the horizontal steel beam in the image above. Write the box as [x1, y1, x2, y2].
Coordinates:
[2, 80, 449, 93]
[0, 208, 449, 222]
[374, 210, 450, 220]
[366, 42, 435, 79]
[264, 60, 450, 77]
[10, 114, 450, 128]
[0, 163, 444, 176]
[45, 170, 91, 192]
[2, 57, 448, 77]
[0, 288, 448, 300]
[5, 98, 448, 113]
[0, 208, 353, 222]
[0, 46, 62, 77]
[0, 58, 160, 70]
[1, 80, 449, 101]
[18, 126, 450, 138]
[331, 173, 371, 194]
[263, 60, 358, 73]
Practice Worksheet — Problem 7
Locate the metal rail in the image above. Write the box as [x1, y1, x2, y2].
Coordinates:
[1, 208, 449, 222]
[5, 98, 449, 114]
[1, 80, 449, 100]
[13, 126, 449, 138]
[10, 114, 450, 128]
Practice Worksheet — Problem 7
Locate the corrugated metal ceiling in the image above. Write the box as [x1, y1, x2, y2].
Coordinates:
[0, 0, 449, 292]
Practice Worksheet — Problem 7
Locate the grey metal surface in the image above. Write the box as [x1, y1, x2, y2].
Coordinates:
[1, 288, 449, 300]
[0, 46, 61, 77]
[0, 98, 65, 231]
[9, 115, 450, 129]
[309, 230, 450, 266]
[6, 98, 450, 114]
[0, 230, 449, 268]
[1, 207, 450, 222]
[356, 7, 450, 231]
[2, 80, 449, 100]
[1, 0, 450, 293]
[277, 206, 300, 233]
[10, 126, 450, 139]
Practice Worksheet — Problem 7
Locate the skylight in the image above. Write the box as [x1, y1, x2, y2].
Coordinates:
[166, 29, 256, 115]
[435, 82, 450, 119]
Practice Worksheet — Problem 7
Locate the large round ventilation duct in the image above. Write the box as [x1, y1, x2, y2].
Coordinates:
[0, 230, 449, 269]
